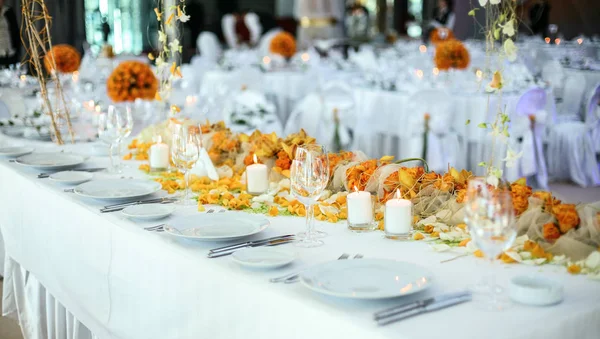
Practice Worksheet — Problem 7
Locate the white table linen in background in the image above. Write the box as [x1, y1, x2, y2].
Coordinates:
[1, 133, 600, 339]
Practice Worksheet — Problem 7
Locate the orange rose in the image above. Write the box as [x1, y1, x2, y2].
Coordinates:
[512, 195, 529, 216]
[552, 204, 580, 234]
[542, 223, 561, 241]
[434, 40, 470, 70]
[511, 183, 532, 198]
[44, 44, 81, 73]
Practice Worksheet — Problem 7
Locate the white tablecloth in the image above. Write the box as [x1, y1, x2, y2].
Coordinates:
[1, 134, 600, 339]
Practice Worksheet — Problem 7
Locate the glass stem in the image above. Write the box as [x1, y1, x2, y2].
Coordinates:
[183, 170, 190, 202]
[488, 257, 497, 302]
[305, 203, 315, 239]
[108, 142, 115, 171]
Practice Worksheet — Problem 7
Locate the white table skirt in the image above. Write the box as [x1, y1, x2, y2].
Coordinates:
[1, 134, 600, 339]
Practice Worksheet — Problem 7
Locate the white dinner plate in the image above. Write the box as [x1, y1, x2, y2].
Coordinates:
[300, 259, 433, 300]
[49, 171, 93, 185]
[73, 179, 162, 201]
[15, 152, 86, 170]
[232, 247, 296, 269]
[0, 146, 35, 157]
[122, 204, 175, 221]
[164, 213, 270, 241]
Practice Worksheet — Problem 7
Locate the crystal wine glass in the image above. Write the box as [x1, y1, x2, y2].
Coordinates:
[290, 144, 330, 248]
[171, 124, 202, 205]
[465, 179, 517, 311]
[97, 105, 133, 174]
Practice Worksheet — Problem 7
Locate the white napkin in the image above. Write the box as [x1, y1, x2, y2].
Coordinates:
[191, 148, 218, 181]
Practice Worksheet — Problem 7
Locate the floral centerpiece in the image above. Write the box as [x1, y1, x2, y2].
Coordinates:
[43, 44, 81, 74]
[107, 61, 158, 102]
[434, 40, 470, 70]
[269, 32, 297, 59]
[430, 28, 455, 45]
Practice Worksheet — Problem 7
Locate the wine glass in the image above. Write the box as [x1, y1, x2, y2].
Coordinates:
[465, 179, 517, 311]
[290, 144, 330, 248]
[171, 124, 202, 205]
[97, 105, 133, 174]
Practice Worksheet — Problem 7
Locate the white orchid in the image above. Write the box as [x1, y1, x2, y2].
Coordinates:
[169, 39, 182, 57]
[178, 13, 190, 23]
[158, 31, 167, 44]
[503, 39, 518, 62]
[503, 146, 523, 168]
[502, 19, 515, 37]
[478, 0, 501, 6]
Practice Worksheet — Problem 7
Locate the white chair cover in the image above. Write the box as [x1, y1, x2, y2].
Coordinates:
[541, 60, 565, 98]
[585, 83, 600, 153]
[222, 89, 282, 135]
[285, 81, 355, 151]
[222, 13, 262, 48]
[504, 88, 549, 188]
[258, 28, 283, 57]
[196, 32, 222, 64]
[402, 90, 464, 172]
[244, 12, 262, 46]
[547, 81, 600, 187]
[221, 14, 237, 49]
[556, 73, 587, 122]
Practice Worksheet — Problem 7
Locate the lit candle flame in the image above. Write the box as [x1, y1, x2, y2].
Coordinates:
[262, 56, 271, 65]
[432, 67, 439, 76]
[395, 189, 401, 199]
[545, 37, 551, 44]
[20, 75, 26, 81]
[72, 71, 79, 82]
[476, 69, 483, 81]
[577, 38, 583, 45]
[353, 186, 359, 193]
[416, 69, 424, 79]
[94, 105, 101, 113]
[253, 154, 258, 164]
[554, 38, 561, 45]
[419, 45, 427, 53]
[156, 135, 162, 144]
[301, 53, 310, 62]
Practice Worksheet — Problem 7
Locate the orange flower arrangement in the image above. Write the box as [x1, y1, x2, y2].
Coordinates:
[44, 44, 81, 73]
[430, 28, 455, 45]
[434, 40, 470, 71]
[269, 32, 297, 59]
[543, 222, 561, 241]
[552, 204, 580, 234]
[107, 61, 158, 102]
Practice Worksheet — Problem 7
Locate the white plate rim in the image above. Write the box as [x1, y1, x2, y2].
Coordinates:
[231, 247, 296, 268]
[15, 152, 86, 169]
[121, 204, 175, 219]
[299, 259, 433, 300]
[48, 171, 94, 183]
[163, 213, 270, 241]
[73, 179, 163, 200]
[0, 146, 35, 157]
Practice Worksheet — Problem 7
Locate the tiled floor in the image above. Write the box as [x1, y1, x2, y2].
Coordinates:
[0, 183, 598, 339]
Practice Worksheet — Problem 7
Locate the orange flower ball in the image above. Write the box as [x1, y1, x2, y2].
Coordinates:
[434, 40, 470, 71]
[430, 28, 455, 45]
[106, 61, 158, 103]
[269, 32, 297, 59]
[44, 44, 81, 74]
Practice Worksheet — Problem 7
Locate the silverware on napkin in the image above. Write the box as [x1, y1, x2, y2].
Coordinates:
[375, 291, 472, 326]
[207, 235, 296, 258]
[38, 168, 106, 178]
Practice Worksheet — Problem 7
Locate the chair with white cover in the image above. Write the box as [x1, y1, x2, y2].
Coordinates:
[222, 13, 262, 48]
[258, 28, 283, 56]
[504, 88, 549, 188]
[222, 88, 282, 135]
[541, 60, 565, 99]
[547, 81, 600, 187]
[196, 32, 222, 64]
[401, 90, 465, 173]
[285, 81, 355, 152]
[587, 83, 600, 153]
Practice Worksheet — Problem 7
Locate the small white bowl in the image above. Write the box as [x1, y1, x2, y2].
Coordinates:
[122, 203, 175, 221]
[49, 171, 94, 185]
[509, 275, 563, 306]
[232, 247, 296, 269]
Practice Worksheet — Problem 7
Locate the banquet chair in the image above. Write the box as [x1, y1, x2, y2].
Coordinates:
[541, 60, 565, 99]
[258, 28, 283, 57]
[222, 88, 282, 135]
[547, 82, 600, 187]
[222, 12, 262, 48]
[401, 90, 465, 173]
[504, 88, 549, 189]
[554, 73, 587, 123]
[196, 32, 222, 64]
[585, 83, 600, 153]
[285, 81, 355, 152]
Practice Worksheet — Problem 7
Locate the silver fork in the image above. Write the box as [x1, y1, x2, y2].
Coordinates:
[271, 253, 350, 284]
[144, 224, 165, 232]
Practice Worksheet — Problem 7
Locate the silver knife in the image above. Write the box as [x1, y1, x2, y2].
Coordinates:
[100, 199, 176, 213]
[376, 292, 472, 326]
[38, 168, 106, 178]
[207, 237, 295, 258]
[209, 235, 295, 254]
[103, 197, 171, 209]
[374, 291, 470, 321]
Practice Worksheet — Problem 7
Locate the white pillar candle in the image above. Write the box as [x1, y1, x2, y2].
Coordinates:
[347, 190, 373, 224]
[246, 154, 269, 194]
[149, 136, 170, 170]
[385, 191, 413, 237]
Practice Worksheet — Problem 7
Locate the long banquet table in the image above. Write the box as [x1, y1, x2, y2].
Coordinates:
[1, 133, 600, 339]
